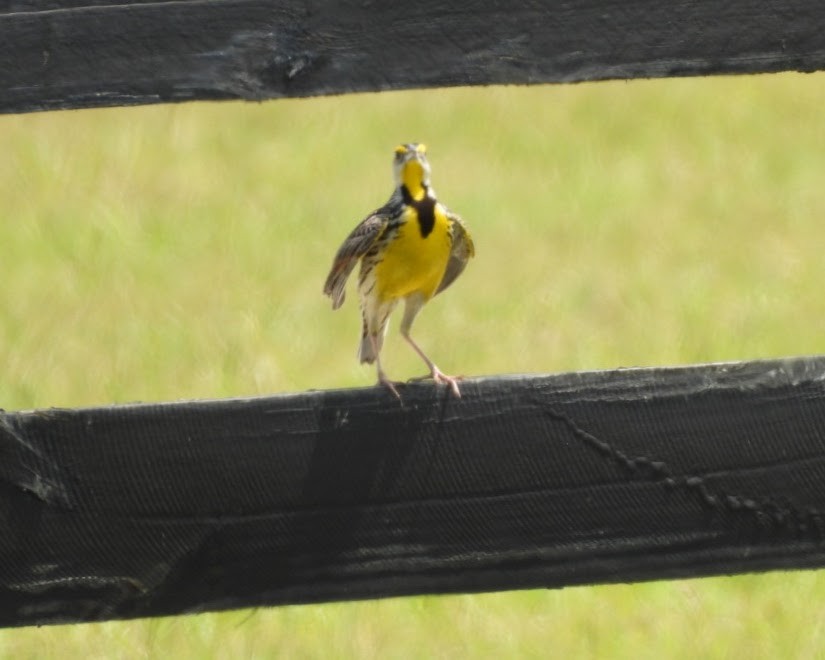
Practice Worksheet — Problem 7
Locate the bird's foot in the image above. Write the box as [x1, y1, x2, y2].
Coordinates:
[377, 372, 402, 401]
[408, 369, 463, 397]
[433, 368, 462, 398]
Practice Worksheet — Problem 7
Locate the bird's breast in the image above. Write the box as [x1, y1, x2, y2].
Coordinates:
[370, 204, 451, 301]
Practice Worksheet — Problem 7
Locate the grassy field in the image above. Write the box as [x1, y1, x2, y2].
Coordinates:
[2, 72, 825, 657]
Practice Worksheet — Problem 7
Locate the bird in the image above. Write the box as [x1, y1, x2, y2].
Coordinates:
[323, 143, 474, 399]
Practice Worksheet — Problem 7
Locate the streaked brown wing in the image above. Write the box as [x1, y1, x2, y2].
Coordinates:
[323, 211, 390, 309]
[435, 209, 475, 296]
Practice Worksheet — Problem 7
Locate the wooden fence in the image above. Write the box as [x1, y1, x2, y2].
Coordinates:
[2, 1, 825, 114]
[5, 358, 825, 626]
[3, 0, 825, 628]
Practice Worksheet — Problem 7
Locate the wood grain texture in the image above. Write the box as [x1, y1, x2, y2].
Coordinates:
[2, 0, 825, 114]
[3, 356, 825, 627]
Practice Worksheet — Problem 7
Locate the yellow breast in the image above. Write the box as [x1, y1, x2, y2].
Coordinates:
[374, 205, 451, 302]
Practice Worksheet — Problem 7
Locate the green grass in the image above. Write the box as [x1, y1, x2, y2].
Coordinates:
[3, 72, 825, 657]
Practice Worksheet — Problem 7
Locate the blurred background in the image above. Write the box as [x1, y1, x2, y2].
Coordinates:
[2, 73, 825, 657]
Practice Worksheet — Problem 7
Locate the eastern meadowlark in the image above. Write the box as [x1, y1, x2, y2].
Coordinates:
[323, 143, 475, 398]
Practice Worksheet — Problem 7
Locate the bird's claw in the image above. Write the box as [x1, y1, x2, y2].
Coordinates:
[407, 370, 463, 397]
[432, 368, 462, 398]
[378, 373, 402, 401]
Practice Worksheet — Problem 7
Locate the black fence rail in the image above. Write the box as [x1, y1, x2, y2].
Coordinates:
[2, 0, 825, 114]
[3, 357, 825, 627]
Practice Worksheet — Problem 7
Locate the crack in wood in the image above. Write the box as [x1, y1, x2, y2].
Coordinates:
[535, 401, 825, 541]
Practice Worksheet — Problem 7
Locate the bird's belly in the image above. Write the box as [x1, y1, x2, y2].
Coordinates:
[372, 208, 450, 301]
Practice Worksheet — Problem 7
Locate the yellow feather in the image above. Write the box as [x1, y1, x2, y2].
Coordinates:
[401, 161, 427, 200]
[373, 205, 451, 302]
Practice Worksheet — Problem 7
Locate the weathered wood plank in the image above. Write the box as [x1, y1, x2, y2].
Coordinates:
[2, 0, 825, 114]
[3, 356, 825, 627]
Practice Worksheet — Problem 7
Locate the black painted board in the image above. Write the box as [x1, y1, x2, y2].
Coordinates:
[2, 356, 825, 627]
[2, 0, 825, 114]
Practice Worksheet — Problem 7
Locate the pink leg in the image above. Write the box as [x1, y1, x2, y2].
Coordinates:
[402, 333, 462, 398]
[370, 334, 401, 400]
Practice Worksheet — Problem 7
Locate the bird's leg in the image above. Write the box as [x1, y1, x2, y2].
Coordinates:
[401, 332, 462, 398]
[399, 297, 461, 397]
[370, 334, 401, 400]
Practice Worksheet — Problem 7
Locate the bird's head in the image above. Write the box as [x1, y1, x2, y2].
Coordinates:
[393, 143, 431, 200]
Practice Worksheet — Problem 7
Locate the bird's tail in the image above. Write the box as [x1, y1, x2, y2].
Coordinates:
[358, 321, 386, 364]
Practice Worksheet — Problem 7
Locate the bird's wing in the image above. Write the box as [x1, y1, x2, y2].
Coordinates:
[323, 210, 391, 309]
[435, 209, 475, 296]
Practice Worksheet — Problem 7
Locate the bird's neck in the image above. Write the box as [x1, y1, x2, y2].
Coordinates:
[400, 162, 429, 201]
